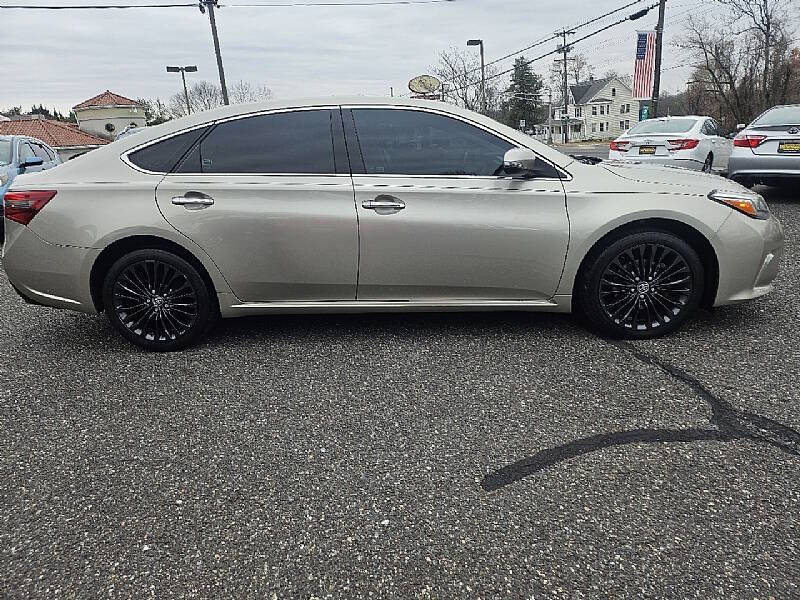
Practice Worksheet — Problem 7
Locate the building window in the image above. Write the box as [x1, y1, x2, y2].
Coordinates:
[620, 121, 625, 130]
[625, 120, 630, 129]
[592, 106, 597, 116]
[591, 123, 596, 133]
[575, 107, 582, 117]
[599, 122, 604, 132]
[599, 105, 605, 115]
[606, 122, 610, 131]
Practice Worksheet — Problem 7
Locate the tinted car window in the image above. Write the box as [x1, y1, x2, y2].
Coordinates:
[351, 109, 513, 176]
[128, 127, 210, 173]
[177, 110, 336, 174]
[753, 106, 800, 127]
[628, 118, 697, 135]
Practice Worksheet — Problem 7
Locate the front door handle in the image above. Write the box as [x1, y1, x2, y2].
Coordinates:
[171, 192, 214, 208]
[362, 195, 405, 211]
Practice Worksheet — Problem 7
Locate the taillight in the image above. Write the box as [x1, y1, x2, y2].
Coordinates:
[610, 140, 630, 152]
[3, 190, 57, 225]
[733, 134, 766, 148]
[667, 138, 700, 150]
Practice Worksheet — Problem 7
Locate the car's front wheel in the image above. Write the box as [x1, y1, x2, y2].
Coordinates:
[578, 231, 705, 339]
[102, 249, 217, 351]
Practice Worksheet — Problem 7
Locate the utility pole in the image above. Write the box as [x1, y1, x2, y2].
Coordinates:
[200, 0, 229, 105]
[557, 29, 574, 144]
[650, 0, 666, 117]
[547, 88, 554, 145]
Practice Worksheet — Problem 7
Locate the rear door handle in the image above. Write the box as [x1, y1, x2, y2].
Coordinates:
[171, 192, 214, 208]
[362, 195, 405, 211]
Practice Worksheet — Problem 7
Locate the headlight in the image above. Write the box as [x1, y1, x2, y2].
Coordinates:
[708, 189, 770, 220]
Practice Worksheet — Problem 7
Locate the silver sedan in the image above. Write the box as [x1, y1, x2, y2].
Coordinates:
[729, 104, 800, 187]
[1, 98, 785, 350]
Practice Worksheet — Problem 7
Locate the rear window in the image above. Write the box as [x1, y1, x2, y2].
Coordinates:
[128, 127, 209, 173]
[753, 106, 800, 127]
[0, 140, 11, 166]
[628, 118, 697, 135]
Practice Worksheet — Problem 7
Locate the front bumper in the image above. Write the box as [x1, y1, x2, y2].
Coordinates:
[714, 211, 785, 306]
[1, 221, 99, 314]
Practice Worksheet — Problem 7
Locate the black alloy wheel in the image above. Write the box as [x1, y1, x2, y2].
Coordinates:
[579, 231, 705, 339]
[103, 249, 216, 351]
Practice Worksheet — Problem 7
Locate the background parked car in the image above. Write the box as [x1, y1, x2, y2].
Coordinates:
[728, 104, 800, 188]
[114, 124, 147, 141]
[608, 116, 732, 173]
[0, 135, 61, 239]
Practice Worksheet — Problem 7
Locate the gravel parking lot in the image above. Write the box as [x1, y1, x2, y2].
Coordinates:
[1, 186, 798, 599]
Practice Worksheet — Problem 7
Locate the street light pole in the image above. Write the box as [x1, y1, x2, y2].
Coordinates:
[166, 65, 198, 115]
[467, 39, 485, 113]
[200, 0, 229, 105]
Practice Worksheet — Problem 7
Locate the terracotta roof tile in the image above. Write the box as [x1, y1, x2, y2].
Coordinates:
[73, 90, 142, 110]
[0, 118, 109, 148]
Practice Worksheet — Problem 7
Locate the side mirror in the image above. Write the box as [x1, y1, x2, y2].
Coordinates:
[736, 123, 746, 131]
[503, 148, 540, 178]
[19, 156, 44, 173]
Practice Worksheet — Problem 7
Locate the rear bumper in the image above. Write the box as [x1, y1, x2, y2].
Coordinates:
[1, 220, 99, 314]
[714, 212, 785, 306]
[607, 153, 704, 170]
[728, 151, 800, 182]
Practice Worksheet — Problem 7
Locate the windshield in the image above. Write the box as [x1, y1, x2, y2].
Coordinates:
[0, 139, 11, 166]
[753, 105, 800, 127]
[627, 118, 697, 135]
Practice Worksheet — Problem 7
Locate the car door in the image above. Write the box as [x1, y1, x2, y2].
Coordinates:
[153, 108, 359, 302]
[345, 107, 570, 301]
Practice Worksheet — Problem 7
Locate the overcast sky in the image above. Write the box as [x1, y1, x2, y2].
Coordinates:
[2, 0, 717, 113]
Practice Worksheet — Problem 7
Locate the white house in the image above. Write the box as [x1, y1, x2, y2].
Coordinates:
[548, 76, 641, 142]
[72, 90, 146, 140]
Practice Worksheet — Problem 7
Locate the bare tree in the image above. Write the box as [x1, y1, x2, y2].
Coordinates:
[432, 47, 503, 114]
[548, 52, 595, 105]
[229, 80, 274, 104]
[716, 0, 794, 107]
[680, 3, 798, 126]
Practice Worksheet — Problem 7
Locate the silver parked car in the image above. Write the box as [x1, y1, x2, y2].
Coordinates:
[729, 104, 800, 187]
[1, 98, 785, 350]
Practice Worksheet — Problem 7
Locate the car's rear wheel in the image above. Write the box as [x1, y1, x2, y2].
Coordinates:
[702, 153, 713, 172]
[102, 249, 217, 351]
[578, 231, 705, 339]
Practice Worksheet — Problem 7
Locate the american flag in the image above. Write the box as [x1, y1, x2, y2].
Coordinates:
[632, 31, 656, 100]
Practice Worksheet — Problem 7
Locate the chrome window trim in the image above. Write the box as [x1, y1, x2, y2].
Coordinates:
[121, 105, 340, 176]
[122, 103, 571, 181]
[343, 103, 572, 182]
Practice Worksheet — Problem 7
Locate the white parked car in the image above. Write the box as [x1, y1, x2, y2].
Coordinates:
[608, 116, 732, 173]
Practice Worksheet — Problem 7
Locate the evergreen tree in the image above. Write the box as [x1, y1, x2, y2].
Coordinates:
[503, 57, 544, 130]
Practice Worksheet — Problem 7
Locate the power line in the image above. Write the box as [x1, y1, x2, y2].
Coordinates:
[0, 3, 196, 8]
[0, 0, 452, 6]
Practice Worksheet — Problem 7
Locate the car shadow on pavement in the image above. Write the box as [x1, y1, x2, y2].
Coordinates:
[482, 340, 800, 491]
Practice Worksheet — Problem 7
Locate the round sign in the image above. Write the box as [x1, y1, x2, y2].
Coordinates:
[408, 74, 442, 94]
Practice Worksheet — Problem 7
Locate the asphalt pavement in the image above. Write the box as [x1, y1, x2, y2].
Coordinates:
[0, 186, 798, 599]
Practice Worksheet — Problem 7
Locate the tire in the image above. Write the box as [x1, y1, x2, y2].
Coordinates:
[102, 249, 217, 351]
[577, 231, 705, 339]
[701, 153, 713, 173]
